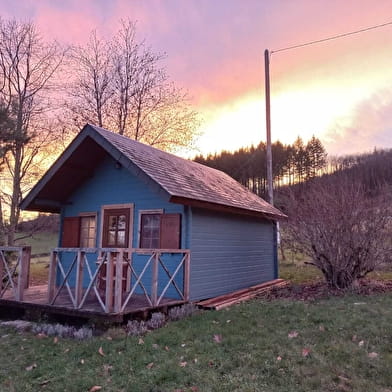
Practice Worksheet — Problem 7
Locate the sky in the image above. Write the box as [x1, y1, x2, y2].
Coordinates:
[2, 0, 392, 157]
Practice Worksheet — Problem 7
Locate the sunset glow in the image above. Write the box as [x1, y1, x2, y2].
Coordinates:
[3, 0, 392, 157]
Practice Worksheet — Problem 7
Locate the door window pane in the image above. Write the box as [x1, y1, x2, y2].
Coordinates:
[103, 208, 130, 248]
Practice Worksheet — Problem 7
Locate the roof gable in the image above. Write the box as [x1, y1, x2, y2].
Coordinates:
[21, 124, 286, 219]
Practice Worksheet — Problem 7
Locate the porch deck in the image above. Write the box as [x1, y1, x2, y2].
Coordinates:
[0, 284, 185, 322]
[0, 246, 190, 323]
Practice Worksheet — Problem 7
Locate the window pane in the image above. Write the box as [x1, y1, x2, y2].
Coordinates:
[140, 213, 161, 248]
[118, 215, 126, 230]
[117, 230, 125, 246]
[108, 230, 116, 246]
[109, 216, 117, 230]
[80, 215, 96, 248]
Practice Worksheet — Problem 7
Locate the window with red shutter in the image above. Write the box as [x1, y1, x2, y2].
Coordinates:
[139, 212, 181, 249]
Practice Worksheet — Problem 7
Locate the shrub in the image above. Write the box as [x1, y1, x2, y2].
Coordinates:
[147, 312, 166, 330]
[168, 303, 198, 321]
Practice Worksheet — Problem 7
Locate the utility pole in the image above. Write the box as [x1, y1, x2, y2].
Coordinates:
[264, 49, 273, 205]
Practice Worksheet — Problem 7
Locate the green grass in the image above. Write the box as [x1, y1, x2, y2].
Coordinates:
[15, 231, 57, 261]
[1, 294, 392, 391]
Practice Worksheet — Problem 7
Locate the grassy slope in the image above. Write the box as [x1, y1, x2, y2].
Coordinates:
[1, 294, 392, 391]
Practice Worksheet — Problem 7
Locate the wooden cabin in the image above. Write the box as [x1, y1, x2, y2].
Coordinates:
[1, 124, 285, 321]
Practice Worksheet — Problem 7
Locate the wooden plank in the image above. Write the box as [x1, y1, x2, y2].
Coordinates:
[0, 251, 4, 293]
[183, 252, 190, 301]
[75, 251, 84, 307]
[105, 251, 115, 313]
[197, 279, 286, 306]
[114, 250, 124, 313]
[47, 251, 57, 303]
[197, 279, 288, 309]
[17, 247, 31, 301]
[151, 252, 159, 306]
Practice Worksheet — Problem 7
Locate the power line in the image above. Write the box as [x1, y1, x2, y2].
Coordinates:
[271, 20, 392, 54]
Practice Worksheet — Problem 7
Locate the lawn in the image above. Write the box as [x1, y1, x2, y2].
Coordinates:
[1, 294, 392, 391]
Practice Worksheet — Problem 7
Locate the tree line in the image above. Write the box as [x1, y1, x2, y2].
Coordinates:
[0, 18, 200, 245]
[194, 135, 327, 198]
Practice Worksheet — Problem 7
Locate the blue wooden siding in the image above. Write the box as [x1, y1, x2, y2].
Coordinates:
[189, 208, 276, 301]
[59, 154, 185, 298]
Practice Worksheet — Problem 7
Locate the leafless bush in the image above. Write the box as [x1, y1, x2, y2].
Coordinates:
[167, 303, 198, 321]
[282, 175, 392, 288]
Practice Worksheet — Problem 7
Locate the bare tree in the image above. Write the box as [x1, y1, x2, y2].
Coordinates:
[282, 175, 392, 288]
[0, 18, 64, 245]
[67, 31, 112, 128]
[66, 19, 199, 152]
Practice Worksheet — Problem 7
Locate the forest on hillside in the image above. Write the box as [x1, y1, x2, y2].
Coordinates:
[195, 136, 327, 198]
[195, 137, 392, 199]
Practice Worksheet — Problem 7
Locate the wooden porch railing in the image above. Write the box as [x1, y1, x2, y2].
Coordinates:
[48, 248, 190, 314]
[0, 246, 31, 301]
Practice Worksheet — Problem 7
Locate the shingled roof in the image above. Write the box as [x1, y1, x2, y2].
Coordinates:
[21, 124, 285, 219]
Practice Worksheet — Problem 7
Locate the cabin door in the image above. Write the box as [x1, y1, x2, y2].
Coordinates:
[98, 206, 133, 294]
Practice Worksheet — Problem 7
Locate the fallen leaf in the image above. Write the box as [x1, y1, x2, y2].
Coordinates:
[302, 348, 311, 357]
[179, 361, 187, 367]
[103, 364, 113, 376]
[98, 347, 105, 356]
[368, 352, 378, 359]
[164, 346, 170, 351]
[53, 337, 58, 344]
[319, 325, 325, 332]
[213, 334, 222, 343]
[288, 331, 299, 339]
[89, 386, 102, 392]
[64, 348, 70, 353]
[25, 363, 37, 371]
[138, 338, 144, 345]
[146, 362, 154, 369]
[39, 380, 50, 386]
[226, 320, 231, 323]
[276, 356, 282, 361]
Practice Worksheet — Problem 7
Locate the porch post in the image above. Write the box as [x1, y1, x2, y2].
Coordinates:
[151, 251, 159, 306]
[17, 246, 31, 301]
[114, 250, 124, 313]
[0, 250, 4, 292]
[184, 251, 190, 302]
[75, 250, 85, 307]
[105, 251, 115, 313]
[47, 250, 57, 303]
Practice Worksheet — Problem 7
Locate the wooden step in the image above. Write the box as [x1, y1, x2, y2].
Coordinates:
[197, 279, 289, 310]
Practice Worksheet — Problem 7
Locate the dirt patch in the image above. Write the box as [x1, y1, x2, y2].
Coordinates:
[261, 279, 392, 301]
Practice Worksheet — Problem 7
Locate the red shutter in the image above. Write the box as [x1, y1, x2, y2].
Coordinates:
[61, 217, 81, 247]
[160, 214, 181, 249]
